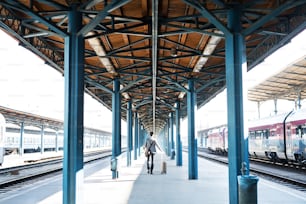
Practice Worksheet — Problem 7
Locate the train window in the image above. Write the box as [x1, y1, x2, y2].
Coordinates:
[303, 127, 306, 136]
[255, 130, 262, 139]
[249, 131, 255, 139]
[296, 125, 306, 138]
[296, 125, 302, 136]
[301, 125, 306, 136]
[263, 129, 269, 139]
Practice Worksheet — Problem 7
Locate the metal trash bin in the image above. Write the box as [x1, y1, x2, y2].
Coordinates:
[237, 175, 259, 204]
[110, 157, 118, 179]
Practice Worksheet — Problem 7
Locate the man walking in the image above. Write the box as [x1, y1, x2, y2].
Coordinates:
[145, 132, 161, 174]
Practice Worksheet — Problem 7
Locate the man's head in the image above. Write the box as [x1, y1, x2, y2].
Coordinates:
[150, 132, 153, 137]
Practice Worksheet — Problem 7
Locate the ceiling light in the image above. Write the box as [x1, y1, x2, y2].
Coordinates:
[170, 47, 177, 57]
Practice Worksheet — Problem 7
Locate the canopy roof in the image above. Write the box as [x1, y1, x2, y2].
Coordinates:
[0, 1, 305, 133]
[248, 55, 306, 102]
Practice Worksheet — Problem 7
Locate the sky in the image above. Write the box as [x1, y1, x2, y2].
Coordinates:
[0, 31, 113, 131]
[0, 29, 306, 135]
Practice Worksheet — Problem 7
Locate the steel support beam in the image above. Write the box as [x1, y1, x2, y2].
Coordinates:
[19, 122, 24, 155]
[142, 130, 145, 146]
[242, 1, 306, 36]
[138, 122, 142, 157]
[63, 5, 84, 204]
[187, 79, 198, 179]
[167, 118, 171, 156]
[152, 0, 158, 133]
[160, 127, 166, 151]
[40, 125, 44, 154]
[112, 77, 121, 178]
[164, 123, 169, 154]
[176, 101, 182, 166]
[257, 102, 261, 119]
[297, 91, 302, 109]
[226, 5, 249, 204]
[79, 0, 132, 35]
[134, 112, 139, 160]
[127, 100, 133, 166]
[182, 0, 230, 36]
[170, 112, 174, 160]
[274, 98, 278, 115]
[55, 129, 59, 152]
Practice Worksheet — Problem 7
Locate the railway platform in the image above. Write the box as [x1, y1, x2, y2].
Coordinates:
[1, 152, 306, 204]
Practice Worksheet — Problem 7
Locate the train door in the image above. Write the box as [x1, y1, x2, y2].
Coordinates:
[286, 125, 293, 158]
[262, 129, 269, 150]
[301, 126, 306, 162]
[295, 125, 306, 162]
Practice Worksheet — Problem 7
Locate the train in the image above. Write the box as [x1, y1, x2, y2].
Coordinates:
[198, 108, 306, 164]
[0, 112, 112, 155]
[0, 113, 5, 164]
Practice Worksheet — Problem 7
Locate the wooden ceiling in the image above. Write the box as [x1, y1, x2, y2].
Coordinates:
[0, 1, 305, 133]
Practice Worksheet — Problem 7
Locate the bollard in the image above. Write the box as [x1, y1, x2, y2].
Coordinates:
[237, 175, 259, 204]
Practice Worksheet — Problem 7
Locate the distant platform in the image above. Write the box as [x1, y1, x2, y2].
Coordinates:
[0, 148, 109, 169]
[1, 151, 63, 168]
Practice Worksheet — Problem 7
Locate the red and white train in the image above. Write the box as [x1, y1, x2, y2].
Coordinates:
[198, 108, 306, 164]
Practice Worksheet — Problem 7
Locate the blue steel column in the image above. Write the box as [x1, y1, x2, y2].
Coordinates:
[127, 100, 132, 166]
[170, 112, 174, 159]
[187, 79, 198, 179]
[138, 122, 142, 156]
[167, 118, 171, 156]
[142, 126, 146, 147]
[112, 78, 122, 155]
[55, 129, 59, 152]
[40, 125, 44, 154]
[134, 112, 138, 160]
[165, 126, 168, 152]
[112, 78, 121, 178]
[63, 4, 84, 204]
[19, 122, 24, 155]
[176, 101, 182, 166]
[162, 127, 167, 151]
[226, 5, 248, 204]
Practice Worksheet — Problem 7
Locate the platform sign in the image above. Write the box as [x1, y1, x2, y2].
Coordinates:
[0, 113, 5, 165]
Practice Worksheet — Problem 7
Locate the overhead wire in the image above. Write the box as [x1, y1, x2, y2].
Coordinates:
[152, 0, 158, 133]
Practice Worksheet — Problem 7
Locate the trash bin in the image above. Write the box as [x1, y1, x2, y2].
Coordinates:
[110, 157, 117, 171]
[110, 157, 118, 179]
[237, 175, 259, 204]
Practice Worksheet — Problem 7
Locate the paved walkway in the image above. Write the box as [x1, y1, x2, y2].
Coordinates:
[36, 152, 306, 204]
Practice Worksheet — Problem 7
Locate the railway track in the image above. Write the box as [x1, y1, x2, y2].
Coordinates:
[0, 149, 112, 189]
[196, 150, 306, 192]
